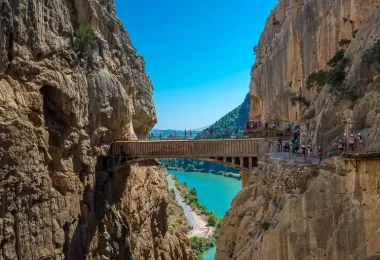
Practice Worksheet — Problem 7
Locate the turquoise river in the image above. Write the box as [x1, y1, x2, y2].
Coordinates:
[168, 170, 242, 260]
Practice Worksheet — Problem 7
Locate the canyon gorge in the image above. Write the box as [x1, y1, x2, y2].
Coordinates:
[2, 0, 380, 260]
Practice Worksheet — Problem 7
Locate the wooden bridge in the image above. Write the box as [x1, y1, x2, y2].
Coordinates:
[105, 138, 267, 172]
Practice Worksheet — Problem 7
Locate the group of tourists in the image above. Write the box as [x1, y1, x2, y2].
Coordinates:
[281, 123, 323, 164]
[338, 133, 363, 154]
[246, 120, 262, 130]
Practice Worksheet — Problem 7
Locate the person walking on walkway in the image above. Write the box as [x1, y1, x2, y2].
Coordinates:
[301, 145, 307, 162]
[190, 129, 192, 138]
[318, 146, 323, 164]
[349, 134, 355, 151]
[184, 129, 187, 138]
[343, 134, 347, 151]
[357, 133, 363, 151]
[338, 140, 344, 155]
[285, 123, 291, 133]
[307, 145, 312, 162]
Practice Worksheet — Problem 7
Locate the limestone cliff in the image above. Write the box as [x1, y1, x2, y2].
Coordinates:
[0, 0, 192, 259]
[250, 0, 380, 150]
[216, 157, 380, 259]
[217, 1, 380, 259]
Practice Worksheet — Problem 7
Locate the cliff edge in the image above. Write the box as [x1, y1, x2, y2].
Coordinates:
[0, 0, 192, 259]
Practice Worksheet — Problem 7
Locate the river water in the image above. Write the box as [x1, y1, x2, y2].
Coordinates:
[168, 170, 242, 259]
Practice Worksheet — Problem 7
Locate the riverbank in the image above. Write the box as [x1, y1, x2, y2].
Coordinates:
[166, 174, 214, 237]
[166, 173, 222, 259]
[168, 169, 241, 260]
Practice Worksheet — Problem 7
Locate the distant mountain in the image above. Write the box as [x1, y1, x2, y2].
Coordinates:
[160, 93, 250, 177]
[197, 93, 250, 139]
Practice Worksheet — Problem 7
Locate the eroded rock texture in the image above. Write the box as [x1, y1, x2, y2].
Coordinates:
[216, 158, 380, 260]
[250, 0, 380, 150]
[0, 0, 192, 259]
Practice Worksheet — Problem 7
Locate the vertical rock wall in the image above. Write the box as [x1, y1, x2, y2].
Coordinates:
[250, 0, 380, 149]
[0, 0, 192, 259]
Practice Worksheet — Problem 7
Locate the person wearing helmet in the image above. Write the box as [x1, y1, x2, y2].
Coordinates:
[338, 140, 344, 155]
[349, 134, 355, 151]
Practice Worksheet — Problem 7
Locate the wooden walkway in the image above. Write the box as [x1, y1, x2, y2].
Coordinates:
[106, 139, 267, 172]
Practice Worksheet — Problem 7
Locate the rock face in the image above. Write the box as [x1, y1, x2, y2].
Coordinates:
[216, 158, 380, 259]
[250, 0, 380, 150]
[0, 0, 191, 259]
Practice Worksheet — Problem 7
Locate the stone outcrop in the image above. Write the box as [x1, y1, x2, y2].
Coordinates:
[250, 0, 380, 150]
[216, 157, 380, 259]
[0, 0, 192, 259]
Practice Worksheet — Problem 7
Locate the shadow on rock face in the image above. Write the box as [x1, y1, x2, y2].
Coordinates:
[63, 155, 132, 260]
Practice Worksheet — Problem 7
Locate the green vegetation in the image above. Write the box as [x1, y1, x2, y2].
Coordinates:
[306, 41, 357, 100]
[290, 93, 310, 107]
[306, 70, 328, 91]
[171, 176, 223, 259]
[326, 49, 348, 67]
[170, 188, 176, 199]
[362, 40, 380, 73]
[160, 94, 250, 179]
[73, 25, 96, 58]
[207, 212, 218, 226]
[191, 237, 215, 260]
[191, 219, 223, 259]
[261, 221, 271, 231]
[196, 93, 250, 139]
[338, 39, 351, 47]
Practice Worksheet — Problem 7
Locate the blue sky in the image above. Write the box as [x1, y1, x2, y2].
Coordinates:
[114, 0, 277, 130]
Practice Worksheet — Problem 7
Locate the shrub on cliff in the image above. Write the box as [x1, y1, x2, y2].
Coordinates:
[306, 47, 353, 100]
[363, 40, 380, 73]
[290, 93, 310, 107]
[306, 70, 328, 90]
[73, 25, 96, 58]
[338, 39, 351, 47]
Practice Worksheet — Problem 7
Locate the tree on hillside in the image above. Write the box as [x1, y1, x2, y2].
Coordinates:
[207, 212, 218, 226]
